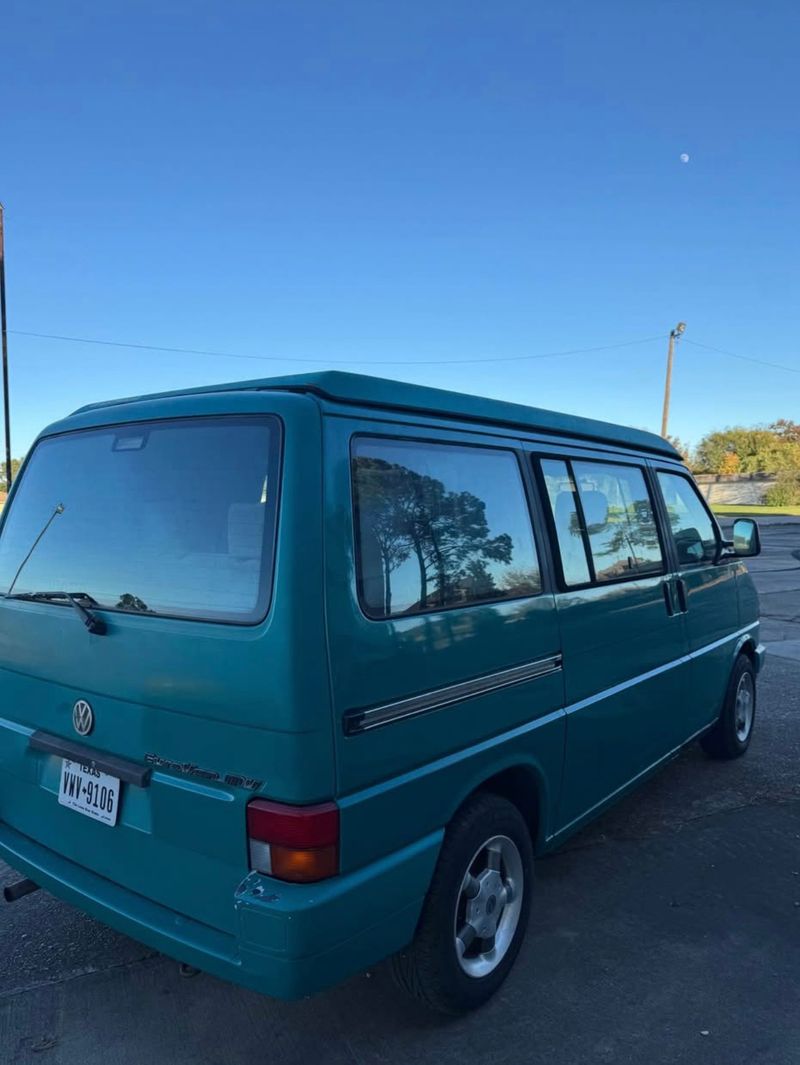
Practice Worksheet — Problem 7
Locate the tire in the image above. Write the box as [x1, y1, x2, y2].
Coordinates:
[700, 653, 757, 760]
[391, 792, 533, 1014]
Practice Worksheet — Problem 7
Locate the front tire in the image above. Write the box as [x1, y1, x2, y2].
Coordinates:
[391, 792, 533, 1014]
[700, 653, 756, 760]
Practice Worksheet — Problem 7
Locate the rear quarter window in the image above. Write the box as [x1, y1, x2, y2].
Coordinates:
[352, 437, 541, 618]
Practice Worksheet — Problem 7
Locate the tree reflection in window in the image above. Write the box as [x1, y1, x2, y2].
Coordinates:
[572, 462, 663, 581]
[353, 442, 541, 618]
[543, 458, 664, 585]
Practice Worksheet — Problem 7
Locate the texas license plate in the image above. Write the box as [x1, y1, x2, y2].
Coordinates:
[58, 758, 120, 826]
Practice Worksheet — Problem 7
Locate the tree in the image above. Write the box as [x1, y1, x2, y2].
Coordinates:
[765, 472, 800, 506]
[720, 451, 741, 475]
[351, 459, 414, 615]
[693, 426, 800, 474]
[665, 434, 692, 463]
[500, 566, 541, 596]
[770, 419, 800, 443]
[354, 457, 514, 616]
[591, 499, 662, 576]
[0, 458, 22, 493]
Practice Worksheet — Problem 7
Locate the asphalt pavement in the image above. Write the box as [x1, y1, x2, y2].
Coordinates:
[1, 522, 799, 1065]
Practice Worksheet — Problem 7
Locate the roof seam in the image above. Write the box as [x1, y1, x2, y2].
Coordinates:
[261, 384, 674, 458]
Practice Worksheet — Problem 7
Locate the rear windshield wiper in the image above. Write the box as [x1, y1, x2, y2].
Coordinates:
[4, 590, 107, 635]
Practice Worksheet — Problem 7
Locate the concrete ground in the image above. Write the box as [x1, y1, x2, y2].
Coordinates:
[1, 523, 799, 1065]
[743, 520, 800, 665]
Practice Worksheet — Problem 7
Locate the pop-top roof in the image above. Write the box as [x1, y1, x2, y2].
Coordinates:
[72, 370, 680, 459]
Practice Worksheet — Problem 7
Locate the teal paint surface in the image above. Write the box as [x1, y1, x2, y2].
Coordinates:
[552, 574, 691, 828]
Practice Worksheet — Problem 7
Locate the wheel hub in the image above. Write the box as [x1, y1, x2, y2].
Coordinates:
[454, 834, 525, 979]
[465, 869, 505, 939]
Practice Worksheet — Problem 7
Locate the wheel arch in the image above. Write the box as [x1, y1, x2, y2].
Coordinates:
[734, 632, 758, 665]
[452, 759, 550, 854]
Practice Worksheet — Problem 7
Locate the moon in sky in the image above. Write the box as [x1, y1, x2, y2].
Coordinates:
[680, 153, 690, 163]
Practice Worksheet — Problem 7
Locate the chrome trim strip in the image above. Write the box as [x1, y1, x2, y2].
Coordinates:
[344, 654, 563, 735]
[343, 622, 757, 736]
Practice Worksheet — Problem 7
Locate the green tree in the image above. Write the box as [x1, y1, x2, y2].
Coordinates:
[765, 472, 800, 506]
[665, 434, 692, 464]
[0, 458, 22, 493]
[694, 426, 800, 474]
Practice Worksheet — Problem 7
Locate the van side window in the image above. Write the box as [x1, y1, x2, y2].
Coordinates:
[540, 459, 592, 586]
[657, 472, 718, 565]
[542, 458, 664, 585]
[352, 438, 541, 618]
[573, 461, 663, 581]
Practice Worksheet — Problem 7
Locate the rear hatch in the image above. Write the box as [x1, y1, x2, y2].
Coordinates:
[0, 395, 331, 934]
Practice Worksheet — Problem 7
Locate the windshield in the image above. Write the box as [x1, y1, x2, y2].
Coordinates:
[0, 415, 281, 623]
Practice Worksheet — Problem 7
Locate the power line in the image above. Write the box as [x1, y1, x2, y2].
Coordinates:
[685, 337, 800, 377]
[9, 326, 800, 377]
[8, 328, 664, 367]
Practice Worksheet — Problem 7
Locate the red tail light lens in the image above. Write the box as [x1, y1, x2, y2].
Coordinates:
[246, 800, 339, 883]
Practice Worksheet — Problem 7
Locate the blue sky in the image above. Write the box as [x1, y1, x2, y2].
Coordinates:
[1, 1, 798, 454]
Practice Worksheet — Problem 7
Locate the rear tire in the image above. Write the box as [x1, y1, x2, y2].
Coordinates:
[700, 653, 756, 760]
[391, 792, 533, 1014]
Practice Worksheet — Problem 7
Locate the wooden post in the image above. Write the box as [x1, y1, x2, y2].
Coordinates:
[0, 204, 12, 492]
[661, 322, 686, 438]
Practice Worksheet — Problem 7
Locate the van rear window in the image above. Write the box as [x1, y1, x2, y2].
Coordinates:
[0, 415, 281, 624]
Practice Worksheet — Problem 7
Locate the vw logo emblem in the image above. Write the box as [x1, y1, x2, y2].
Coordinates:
[72, 700, 94, 737]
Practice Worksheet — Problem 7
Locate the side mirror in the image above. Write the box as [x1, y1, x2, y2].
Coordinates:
[732, 518, 760, 558]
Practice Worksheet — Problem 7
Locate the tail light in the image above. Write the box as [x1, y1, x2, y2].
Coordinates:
[246, 799, 339, 883]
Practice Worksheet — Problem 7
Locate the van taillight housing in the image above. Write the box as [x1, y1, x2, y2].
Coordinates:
[246, 799, 339, 883]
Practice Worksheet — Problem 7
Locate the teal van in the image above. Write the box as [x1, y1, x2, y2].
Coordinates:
[0, 372, 763, 1013]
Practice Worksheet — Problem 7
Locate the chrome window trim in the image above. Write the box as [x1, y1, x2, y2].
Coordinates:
[343, 654, 563, 735]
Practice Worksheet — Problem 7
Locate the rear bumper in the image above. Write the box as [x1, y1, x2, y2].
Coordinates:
[0, 821, 442, 999]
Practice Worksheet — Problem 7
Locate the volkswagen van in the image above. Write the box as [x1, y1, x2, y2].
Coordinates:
[0, 372, 763, 1013]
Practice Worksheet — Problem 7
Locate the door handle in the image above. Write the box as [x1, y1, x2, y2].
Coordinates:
[662, 581, 675, 616]
[675, 577, 688, 614]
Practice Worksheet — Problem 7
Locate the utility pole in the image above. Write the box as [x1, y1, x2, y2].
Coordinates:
[661, 321, 686, 439]
[0, 204, 12, 493]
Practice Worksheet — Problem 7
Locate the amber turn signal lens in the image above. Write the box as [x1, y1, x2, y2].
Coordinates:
[269, 844, 338, 883]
